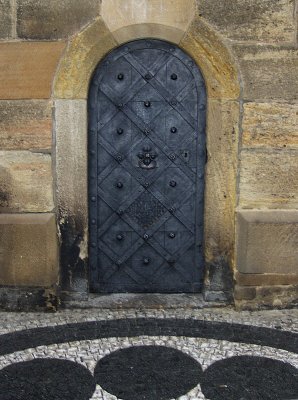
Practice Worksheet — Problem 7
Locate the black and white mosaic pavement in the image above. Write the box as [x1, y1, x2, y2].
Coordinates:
[0, 309, 297, 399]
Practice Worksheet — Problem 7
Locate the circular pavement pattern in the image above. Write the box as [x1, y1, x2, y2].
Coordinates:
[0, 318, 297, 399]
[0, 358, 96, 400]
[94, 345, 203, 400]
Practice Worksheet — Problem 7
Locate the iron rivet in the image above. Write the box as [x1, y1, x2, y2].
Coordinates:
[169, 207, 176, 214]
[143, 233, 149, 240]
[117, 73, 124, 80]
[117, 209, 124, 215]
[91, 219, 96, 225]
[145, 73, 152, 80]
[171, 73, 178, 80]
[169, 154, 176, 161]
[91, 242, 96, 248]
[116, 260, 122, 266]
[168, 258, 175, 264]
[170, 127, 177, 133]
[90, 150, 95, 155]
[143, 182, 149, 188]
[199, 174, 204, 179]
[117, 234, 124, 241]
[116, 154, 123, 162]
[170, 47, 175, 52]
[199, 104, 206, 111]
[144, 128, 150, 135]
[188, 61, 193, 67]
[105, 60, 110, 66]
[91, 196, 96, 202]
[170, 99, 177, 106]
[144, 101, 151, 108]
[124, 47, 129, 52]
[169, 232, 176, 239]
[169, 180, 177, 187]
[116, 182, 123, 188]
[117, 128, 124, 135]
[118, 103, 123, 109]
[143, 257, 150, 265]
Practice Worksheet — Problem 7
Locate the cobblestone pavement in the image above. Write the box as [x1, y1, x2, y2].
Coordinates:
[0, 307, 297, 400]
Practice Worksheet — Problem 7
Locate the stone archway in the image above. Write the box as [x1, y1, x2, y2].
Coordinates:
[52, 7, 241, 300]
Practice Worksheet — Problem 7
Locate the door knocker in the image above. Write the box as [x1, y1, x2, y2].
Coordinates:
[137, 146, 157, 169]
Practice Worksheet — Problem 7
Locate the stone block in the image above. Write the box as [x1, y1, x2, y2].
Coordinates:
[235, 285, 298, 310]
[236, 210, 298, 274]
[0, 100, 52, 151]
[0, 42, 65, 99]
[197, 0, 295, 43]
[0, 151, 54, 212]
[235, 272, 298, 286]
[54, 18, 116, 99]
[239, 150, 298, 208]
[233, 45, 298, 101]
[0, 0, 12, 38]
[17, 0, 100, 39]
[0, 214, 58, 287]
[204, 100, 239, 261]
[101, 0, 195, 42]
[242, 102, 298, 148]
[181, 14, 240, 100]
[234, 285, 256, 301]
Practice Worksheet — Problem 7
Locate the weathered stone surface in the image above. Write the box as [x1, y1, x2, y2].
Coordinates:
[181, 14, 240, 100]
[101, 0, 196, 43]
[235, 285, 298, 310]
[17, 0, 100, 39]
[0, 42, 65, 100]
[242, 102, 298, 148]
[197, 0, 296, 43]
[54, 100, 88, 293]
[236, 210, 298, 274]
[54, 18, 116, 99]
[233, 45, 298, 101]
[0, 151, 54, 212]
[235, 272, 298, 286]
[204, 100, 239, 264]
[0, 100, 52, 151]
[0, 0, 12, 38]
[239, 150, 298, 208]
[234, 285, 256, 301]
[0, 214, 58, 287]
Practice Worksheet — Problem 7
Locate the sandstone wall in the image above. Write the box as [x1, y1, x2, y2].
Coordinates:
[0, 0, 297, 309]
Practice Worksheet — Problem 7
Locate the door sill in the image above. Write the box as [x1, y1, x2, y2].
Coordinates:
[62, 293, 229, 310]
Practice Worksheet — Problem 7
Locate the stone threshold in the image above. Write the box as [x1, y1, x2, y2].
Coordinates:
[62, 293, 230, 310]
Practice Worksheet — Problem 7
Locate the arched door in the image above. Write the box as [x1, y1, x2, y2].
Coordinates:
[88, 39, 206, 293]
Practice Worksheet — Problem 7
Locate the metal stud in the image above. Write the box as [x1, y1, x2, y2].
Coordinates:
[144, 128, 151, 135]
[91, 219, 96, 225]
[91, 196, 96, 202]
[169, 206, 176, 214]
[168, 258, 176, 265]
[171, 73, 178, 80]
[117, 234, 124, 241]
[143, 258, 150, 265]
[117, 128, 124, 135]
[169, 232, 176, 239]
[144, 101, 151, 108]
[90, 150, 95, 155]
[170, 99, 177, 106]
[170, 127, 177, 133]
[169, 153, 176, 161]
[145, 73, 152, 80]
[143, 233, 149, 240]
[169, 180, 177, 187]
[116, 182, 123, 188]
[116, 154, 123, 162]
[199, 104, 206, 111]
[143, 182, 149, 188]
[117, 73, 124, 80]
[117, 209, 124, 215]
[118, 103, 123, 109]
[91, 242, 96, 248]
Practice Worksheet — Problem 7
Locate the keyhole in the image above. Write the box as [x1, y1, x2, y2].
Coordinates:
[184, 151, 188, 158]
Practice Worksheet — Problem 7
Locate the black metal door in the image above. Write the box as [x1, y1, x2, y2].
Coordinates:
[88, 39, 206, 293]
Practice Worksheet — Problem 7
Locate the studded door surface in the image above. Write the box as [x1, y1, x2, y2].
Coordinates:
[88, 39, 206, 293]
